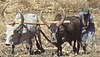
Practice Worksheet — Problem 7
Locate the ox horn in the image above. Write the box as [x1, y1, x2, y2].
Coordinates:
[56, 9, 66, 27]
[20, 13, 24, 24]
[40, 10, 50, 28]
[0, 3, 9, 26]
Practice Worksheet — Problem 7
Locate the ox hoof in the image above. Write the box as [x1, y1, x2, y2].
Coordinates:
[52, 40, 57, 43]
[57, 53, 63, 56]
[57, 51, 63, 56]
[40, 48, 45, 53]
[12, 51, 14, 54]
[5, 44, 10, 46]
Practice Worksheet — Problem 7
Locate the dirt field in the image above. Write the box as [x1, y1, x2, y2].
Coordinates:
[0, 0, 100, 57]
[0, 29, 100, 57]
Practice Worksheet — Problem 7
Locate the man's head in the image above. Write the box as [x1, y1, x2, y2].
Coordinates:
[82, 7, 90, 28]
[82, 7, 89, 15]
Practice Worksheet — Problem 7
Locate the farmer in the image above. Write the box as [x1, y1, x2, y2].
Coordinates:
[79, 7, 95, 51]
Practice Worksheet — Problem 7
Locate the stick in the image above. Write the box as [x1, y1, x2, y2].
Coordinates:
[44, 47, 57, 50]
[8, 21, 70, 25]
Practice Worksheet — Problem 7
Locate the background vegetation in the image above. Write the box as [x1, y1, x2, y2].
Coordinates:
[0, 0, 100, 57]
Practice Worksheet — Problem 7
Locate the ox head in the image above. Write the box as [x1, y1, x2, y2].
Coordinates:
[0, 4, 24, 45]
[40, 9, 66, 43]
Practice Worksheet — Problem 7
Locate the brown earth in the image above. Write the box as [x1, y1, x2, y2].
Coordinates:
[0, 0, 100, 57]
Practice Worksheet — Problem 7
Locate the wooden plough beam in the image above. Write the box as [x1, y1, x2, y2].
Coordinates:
[9, 20, 70, 25]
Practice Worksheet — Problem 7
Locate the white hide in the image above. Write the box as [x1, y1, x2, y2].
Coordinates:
[5, 13, 38, 44]
[5, 25, 16, 44]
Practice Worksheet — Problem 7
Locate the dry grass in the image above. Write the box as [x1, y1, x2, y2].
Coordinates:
[0, 0, 100, 57]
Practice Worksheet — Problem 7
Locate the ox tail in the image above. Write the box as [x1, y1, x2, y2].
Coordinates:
[39, 29, 54, 45]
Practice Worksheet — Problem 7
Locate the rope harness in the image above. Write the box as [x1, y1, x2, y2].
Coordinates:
[13, 13, 54, 44]
[14, 13, 29, 44]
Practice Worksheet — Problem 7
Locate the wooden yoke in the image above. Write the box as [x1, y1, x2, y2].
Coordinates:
[9, 20, 70, 25]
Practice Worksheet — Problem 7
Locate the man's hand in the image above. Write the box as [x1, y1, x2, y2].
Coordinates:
[84, 21, 89, 29]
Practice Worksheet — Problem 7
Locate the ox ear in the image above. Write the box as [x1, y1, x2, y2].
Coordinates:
[14, 13, 21, 22]
[14, 12, 24, 25]
[56, 9, 66, 27]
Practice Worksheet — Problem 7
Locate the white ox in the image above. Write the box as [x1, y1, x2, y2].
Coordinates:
[0, 4, 44, 54]
[5, 13, 38, 45]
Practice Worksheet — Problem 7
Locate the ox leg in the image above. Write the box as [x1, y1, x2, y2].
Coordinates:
[56, 44, 62, 56]
[77, 41, 80, 54]
[83, 44, 87, 54]
[29, 39, 33, 55]
[73, 40, 77, 54]
[12, 44, 15, 54]
[37, 30, 45, 52]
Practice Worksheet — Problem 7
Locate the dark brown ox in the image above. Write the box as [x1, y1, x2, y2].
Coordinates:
[40, 10, 82, 56]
